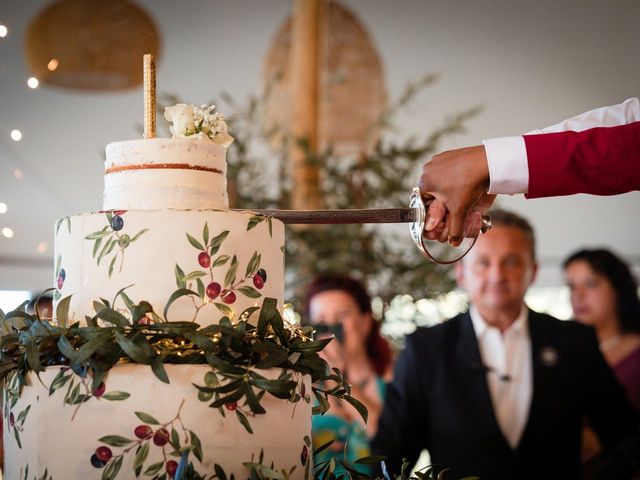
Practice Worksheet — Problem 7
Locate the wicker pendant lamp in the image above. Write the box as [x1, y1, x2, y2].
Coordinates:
[25, 0, 160, 91]
[262, 0, 387, 156]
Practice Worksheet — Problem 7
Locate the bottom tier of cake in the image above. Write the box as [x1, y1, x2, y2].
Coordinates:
[3, 364, 312, 480]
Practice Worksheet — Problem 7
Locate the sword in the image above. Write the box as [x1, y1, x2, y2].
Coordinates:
[233, 188, 491, 264]
[232, 207, 417, 224]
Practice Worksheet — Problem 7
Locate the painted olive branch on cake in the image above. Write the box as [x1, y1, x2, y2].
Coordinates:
[170, 221, 269, 322]
[90, 399, 203, 479]
[85, 211, 149, 278]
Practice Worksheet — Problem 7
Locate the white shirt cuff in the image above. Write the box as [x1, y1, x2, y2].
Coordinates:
[483, 136, 529, 195]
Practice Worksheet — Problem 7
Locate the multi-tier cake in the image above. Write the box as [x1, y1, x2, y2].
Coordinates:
[3, 104, 313, 479]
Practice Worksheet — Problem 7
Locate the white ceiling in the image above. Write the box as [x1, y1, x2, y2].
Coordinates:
[1, 0, 639, 292]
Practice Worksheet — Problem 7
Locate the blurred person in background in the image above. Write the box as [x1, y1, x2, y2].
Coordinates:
[564, 249, 640, 473]
[564, 249, 640, 408]
[304, 274, 393, 473]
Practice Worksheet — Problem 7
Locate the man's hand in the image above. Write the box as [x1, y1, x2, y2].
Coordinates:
[418, 145, 496, 246]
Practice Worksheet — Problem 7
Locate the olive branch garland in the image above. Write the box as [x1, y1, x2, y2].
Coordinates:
[0, 292, 367, 436]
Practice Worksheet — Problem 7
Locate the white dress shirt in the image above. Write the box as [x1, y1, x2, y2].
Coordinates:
[483, 97, 640, 194]
[470, 305, 532, 449]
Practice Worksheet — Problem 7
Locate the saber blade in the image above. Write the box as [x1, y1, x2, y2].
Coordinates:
[231, 208, 418, 224]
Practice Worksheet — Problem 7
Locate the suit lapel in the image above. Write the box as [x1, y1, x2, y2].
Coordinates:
[518, 310, 557, 449]
[455, 313, 509, 444]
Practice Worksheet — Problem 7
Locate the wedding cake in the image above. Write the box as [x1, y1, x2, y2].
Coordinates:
[3, 104, 313, 479]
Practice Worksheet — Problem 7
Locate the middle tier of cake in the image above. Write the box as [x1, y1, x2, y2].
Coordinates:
[54, 210, 284, 326]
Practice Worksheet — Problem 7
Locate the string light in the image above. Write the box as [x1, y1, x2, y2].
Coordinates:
[47, 58, 59, 71]
[37, 241, 49, 254]
[10, 130, 22, 141]
[13, 169, 23, 179]
[27, 77, 39, 88]
[0, 25, 7, 38]
[0, 203, 6, 214]
[2, 227, 14, 239]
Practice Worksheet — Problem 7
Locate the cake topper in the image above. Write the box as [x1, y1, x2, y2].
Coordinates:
[143, 53, 156, 139]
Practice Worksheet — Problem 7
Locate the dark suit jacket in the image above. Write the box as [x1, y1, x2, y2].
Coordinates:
[372, 310, 638, 479]
[525, 121, 640, 198]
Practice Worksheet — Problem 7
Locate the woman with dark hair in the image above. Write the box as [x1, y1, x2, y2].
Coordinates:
[564, 249, 640, 470]
[304, 274, 393, 471]
[564, 248, 640, 408]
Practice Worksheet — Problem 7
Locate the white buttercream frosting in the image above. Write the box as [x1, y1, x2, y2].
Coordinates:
[103, 138, 228, 210]
[4, 366, 311, 479]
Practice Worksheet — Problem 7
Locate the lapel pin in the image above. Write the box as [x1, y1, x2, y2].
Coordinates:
[539, 346, 559, 367]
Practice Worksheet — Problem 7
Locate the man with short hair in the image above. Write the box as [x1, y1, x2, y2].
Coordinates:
[372, 209, 638, 479]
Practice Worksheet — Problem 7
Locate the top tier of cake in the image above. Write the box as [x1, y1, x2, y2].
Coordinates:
[103, 137, 228, 211]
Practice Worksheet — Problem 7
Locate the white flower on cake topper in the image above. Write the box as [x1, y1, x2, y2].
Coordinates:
[164, 104, 234, 148]
[164, 104, 196, 138]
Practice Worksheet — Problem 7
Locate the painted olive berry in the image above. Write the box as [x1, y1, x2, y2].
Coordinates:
[198, 251, 211, 268]
[301, 383, 306, 397]
[93, 382, 106, 397]
[153, 427, 170, 446]
[225, 402, 237, 411]
[59, 268, 66, 281]
[256, 269, 267, 283]
[57, 275, 64, 290]
[221, 290, 236, 304]
[90, 454, 107, 468]
[110, 215, 124, 231]
[206, 282, 221, 300]
[134, 424, 154, 439]
[166, 460, 178, 476]
[117, 234, 131, 248]
[9, 412, 15, 427]
[95, 446, 112, 462]
[253, 274, 264, 289]
[300, 445, 308, 466]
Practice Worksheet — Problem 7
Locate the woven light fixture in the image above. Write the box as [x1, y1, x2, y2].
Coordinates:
[25, 0, 160, 91]
[262, 0, 387, 155]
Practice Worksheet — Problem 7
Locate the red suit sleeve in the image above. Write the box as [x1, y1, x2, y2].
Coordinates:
[524, 121, 640, 198]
